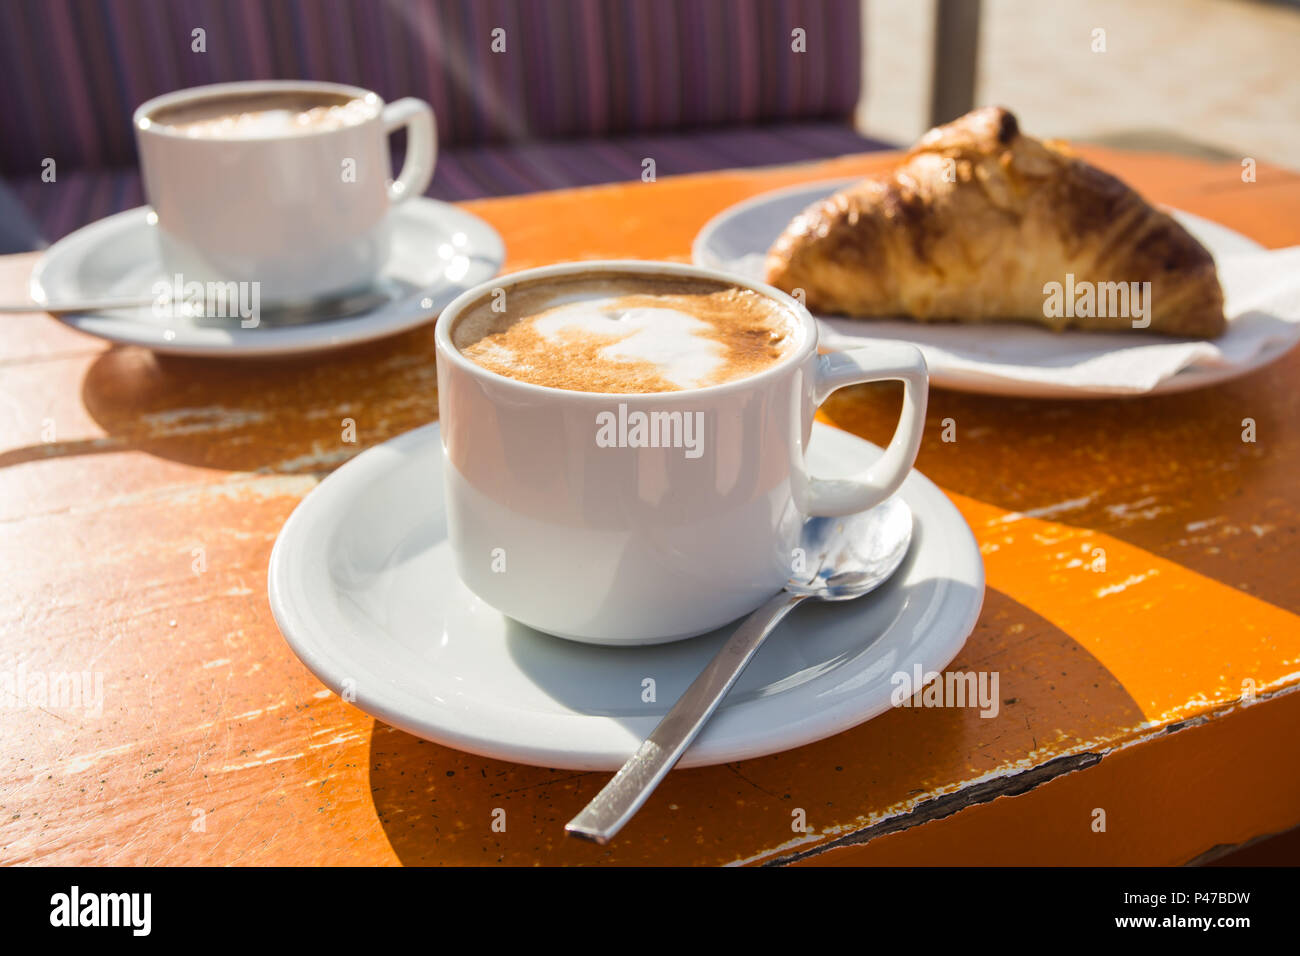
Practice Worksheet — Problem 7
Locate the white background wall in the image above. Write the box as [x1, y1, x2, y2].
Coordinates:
[859, 0, 1300, 169]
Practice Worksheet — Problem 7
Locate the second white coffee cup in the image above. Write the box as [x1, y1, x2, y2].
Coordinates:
[134, 80, 437, 305]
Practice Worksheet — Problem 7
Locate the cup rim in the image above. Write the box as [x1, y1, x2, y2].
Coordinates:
[433, 259, 820, 401]
[133, 80, 384, 141]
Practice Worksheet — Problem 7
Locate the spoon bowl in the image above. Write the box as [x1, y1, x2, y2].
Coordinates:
[787, 498, 913, 600]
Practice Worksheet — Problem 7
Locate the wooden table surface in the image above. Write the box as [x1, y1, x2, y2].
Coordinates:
[2, 148, 1298, 866]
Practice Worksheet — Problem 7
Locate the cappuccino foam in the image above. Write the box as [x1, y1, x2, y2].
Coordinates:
[453, 273, 799, 394]
[150, 92, 377, 139]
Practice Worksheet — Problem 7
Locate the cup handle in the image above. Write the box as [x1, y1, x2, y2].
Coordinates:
[800, 343, 929, 517]
[382, 97, 437, 204]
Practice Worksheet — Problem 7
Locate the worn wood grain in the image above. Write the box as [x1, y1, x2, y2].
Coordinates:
[1, 148, 1297, 865]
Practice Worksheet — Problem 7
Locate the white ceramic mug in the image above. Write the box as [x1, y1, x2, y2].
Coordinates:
[434, 260, 928, 645]
[134, 80, 436, 304]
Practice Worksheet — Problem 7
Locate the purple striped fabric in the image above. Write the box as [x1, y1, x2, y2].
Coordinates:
[0, 0, 862, 176]
[426, 122, 890, 201]
[10, 122, 889, 242]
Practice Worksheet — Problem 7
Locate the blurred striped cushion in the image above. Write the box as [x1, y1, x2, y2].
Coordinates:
[0, 0, 861, 175]
[8, 121, 889, 244]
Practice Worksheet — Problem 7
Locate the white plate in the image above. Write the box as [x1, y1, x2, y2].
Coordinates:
[29, 199, 504, 357]
[267, 422, 985, 770]
[693, 179, 1284, 398]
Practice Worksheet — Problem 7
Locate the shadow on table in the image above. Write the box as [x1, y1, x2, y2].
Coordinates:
[365, 585, 1146, 865]
[0, 327, 441, 475]
[820, 363, 1297, 615]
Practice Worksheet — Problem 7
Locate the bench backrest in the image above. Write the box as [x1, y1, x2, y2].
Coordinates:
[0, 0, 862, 175]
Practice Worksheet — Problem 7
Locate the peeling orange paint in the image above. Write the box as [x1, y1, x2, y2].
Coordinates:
[0, 149, 1298, 865]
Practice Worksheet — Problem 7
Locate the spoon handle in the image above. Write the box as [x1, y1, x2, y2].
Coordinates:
[0, 296, 157, 314]
[566, 590, 806, 844]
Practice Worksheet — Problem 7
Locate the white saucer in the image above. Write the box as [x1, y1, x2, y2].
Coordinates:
[267, 422, 985, 770]
[693, 180, 1289, 398]
[29, 199, 504, 357]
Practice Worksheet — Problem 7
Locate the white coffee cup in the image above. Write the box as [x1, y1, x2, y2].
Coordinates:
[133, 80, 437, 305]
[435, 260, 929, 646]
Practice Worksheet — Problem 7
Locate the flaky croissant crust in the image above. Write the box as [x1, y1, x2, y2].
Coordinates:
[764, 107, 1226, 337]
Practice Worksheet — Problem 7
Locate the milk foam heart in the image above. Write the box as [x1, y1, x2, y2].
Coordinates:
[453, 272, 798, 394]
[531, 301, 725, 388]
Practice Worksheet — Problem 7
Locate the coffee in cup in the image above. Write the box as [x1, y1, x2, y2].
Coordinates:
[134, 80, 438, 306]
[148, 90, 379, 139]
[451, 271, 798, 393]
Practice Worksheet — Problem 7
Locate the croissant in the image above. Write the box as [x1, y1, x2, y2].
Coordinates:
[764, 107, 1226, 337]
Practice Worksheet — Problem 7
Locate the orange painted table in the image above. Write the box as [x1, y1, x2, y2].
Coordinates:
[2, 149, 1298, 866]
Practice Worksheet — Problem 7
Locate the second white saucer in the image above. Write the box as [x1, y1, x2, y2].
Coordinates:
[29, 198, 505, 357]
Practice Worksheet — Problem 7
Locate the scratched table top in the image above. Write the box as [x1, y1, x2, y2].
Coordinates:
[1, 148, 1297, 866]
